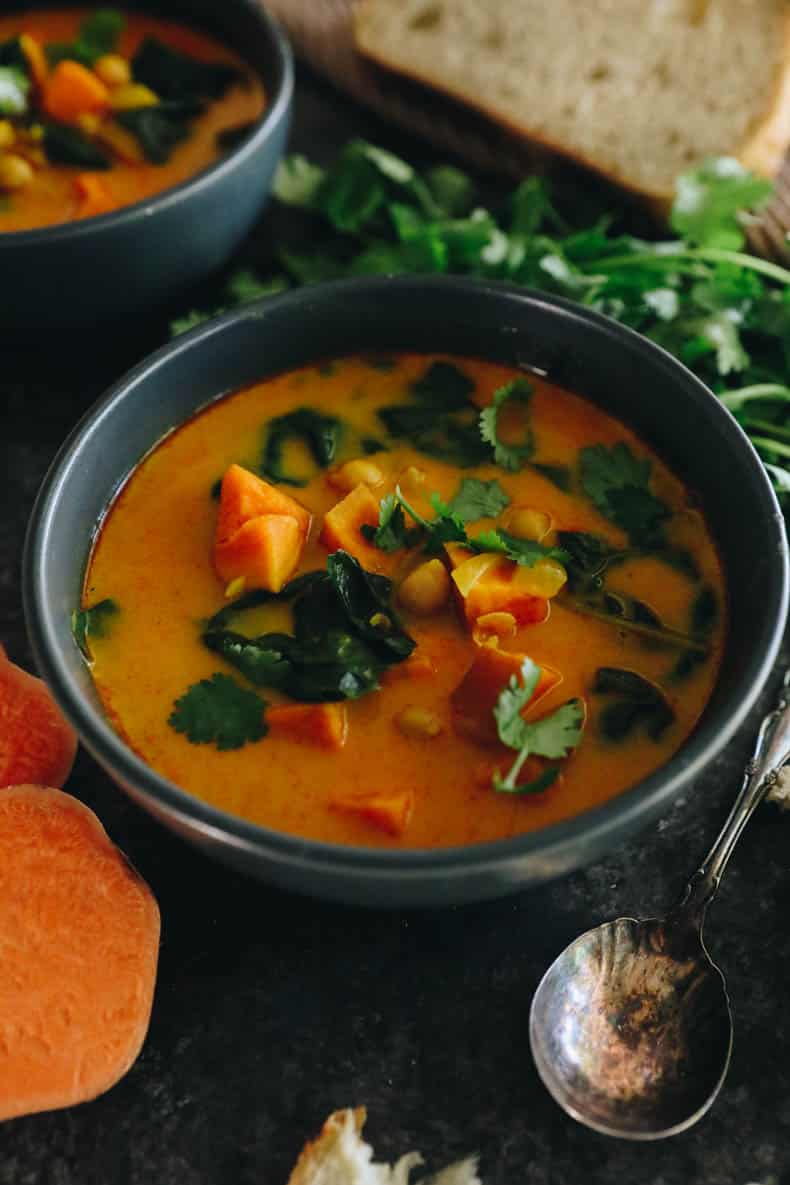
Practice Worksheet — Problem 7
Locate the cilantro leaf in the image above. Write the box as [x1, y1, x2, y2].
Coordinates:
[479, 379, 534, 471]
[168, 673, 267, 750]
[0, 66, 29, 115]
[470, 528, 569, 568]
[46, 8, 124, 67]
[447, 477, 511, 522]
[71, 598, 119, 658]
[670, 157, 772, 250]
[579, 442, 669, 544]
[360, 493, 424, 552]
[273, 154, 326, 206]
[492, 658, 585, 792]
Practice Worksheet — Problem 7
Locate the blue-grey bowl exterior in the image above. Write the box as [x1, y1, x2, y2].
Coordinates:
[0, 0, 293, 330]
[23, 278, 789, 906]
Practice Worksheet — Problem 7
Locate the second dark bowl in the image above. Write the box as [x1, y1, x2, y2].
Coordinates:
[23, 277, 789, 905]
[0, 0, 292, 331]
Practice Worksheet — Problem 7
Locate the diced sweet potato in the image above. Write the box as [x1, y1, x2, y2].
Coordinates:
[43, 60, 110, 123]
[451, 647, 561, 745]
[216, 464, 312, 543]
[74, 173, 114, 219]
[445, 546, 550, 626]
[380, 654, 437, 684]
[319, 484, 396, 575]
[330, 789, 414, 837]
[214, 514, 303, 593]
[267, 703, 348, 750]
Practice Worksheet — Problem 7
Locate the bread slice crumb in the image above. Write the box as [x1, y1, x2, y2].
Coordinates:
[287, 1108, 481, 1185]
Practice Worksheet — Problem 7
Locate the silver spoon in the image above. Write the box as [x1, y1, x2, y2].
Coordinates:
[529, 669, 790, 1140]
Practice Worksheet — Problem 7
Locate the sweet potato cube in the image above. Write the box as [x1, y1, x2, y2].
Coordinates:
[267, 703, 348, 750]
[330, 789, 414, 837]
[319, 484, 395, 575]
[446, 547, 550, 626]
[43, 60, 110, 122]
[451, 647, 561, 745]
[214, 514, 303, 593]
[216, 463, 312, 543]
[74, 173, 114, 219]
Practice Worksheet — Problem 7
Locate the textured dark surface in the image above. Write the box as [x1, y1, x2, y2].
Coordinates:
[2, 66, 790, 1185]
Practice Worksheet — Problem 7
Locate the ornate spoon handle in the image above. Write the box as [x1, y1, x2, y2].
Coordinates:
[677, 669, 790, 921]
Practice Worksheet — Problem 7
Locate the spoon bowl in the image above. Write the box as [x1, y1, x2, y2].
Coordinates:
[530, 916, 732, 1139]
[530, 671, 790, 1138]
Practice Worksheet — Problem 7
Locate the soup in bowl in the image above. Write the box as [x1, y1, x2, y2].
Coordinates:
[23, 278, 787, 905]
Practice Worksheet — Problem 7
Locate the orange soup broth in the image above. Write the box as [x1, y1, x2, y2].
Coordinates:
[84, 355, 726, 849]
[0, 9, 265, 232]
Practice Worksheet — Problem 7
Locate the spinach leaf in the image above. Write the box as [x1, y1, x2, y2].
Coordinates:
[116, 100, 201, 164]
[670, 585, 719, 681]
[479, 379, 534, 471]
[557, 530, 632, 592]
[579, 442, 669, 545]
[0, 37, 26, 71]
[44, 123, 111, 169]
[327, 551, 414, 660]
[377, 402, 489, 467]
[132, 37, 240, 101]
[168, 672, 266, 749]
[260, 407, 344, 487]
[71, 598, 119, 658]
[410, 361, 475, 410]
[360, 493, 424, 553]
[593, 666, 675, 741]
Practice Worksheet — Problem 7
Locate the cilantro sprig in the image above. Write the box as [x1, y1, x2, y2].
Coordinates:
[171, 144, 790, 508]
[479, 379, 534, 471]
[169, 673, 267, 750]
[492, 657, 585, 792]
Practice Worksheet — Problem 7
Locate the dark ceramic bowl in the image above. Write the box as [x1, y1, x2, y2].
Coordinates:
[0, 0, 292, 331]
[23, 278, 789, 906]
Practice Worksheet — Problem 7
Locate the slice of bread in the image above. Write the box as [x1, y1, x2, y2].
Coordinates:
[354, 0, 790, 202]
[287, 1108, 481, 1185]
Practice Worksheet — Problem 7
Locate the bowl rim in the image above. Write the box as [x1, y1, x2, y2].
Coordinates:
[0, 0, 293, 247]
[22, 276, 790, 878]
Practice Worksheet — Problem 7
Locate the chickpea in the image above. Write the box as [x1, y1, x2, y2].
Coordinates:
[77, 113, 101, 136]
[503, 507, 552, 542]
[400, 465, 426, 494]
[395, 706, 443, 740]
[327, 458, 384, 493]
[110, 83, 159, 111]
[94, 53, 132, 89]
[398, 559, 450, 615]
[473, 611, 517, 645]
[0, 153, 34, 191]
[0, 121, 15, 151]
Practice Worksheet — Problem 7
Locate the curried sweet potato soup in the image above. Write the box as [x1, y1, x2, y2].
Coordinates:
[0, 8, 264, 230]
[78, 354, 725, 849]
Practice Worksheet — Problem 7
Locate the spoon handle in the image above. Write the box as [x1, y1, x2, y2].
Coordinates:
[677, 668, 790, 920]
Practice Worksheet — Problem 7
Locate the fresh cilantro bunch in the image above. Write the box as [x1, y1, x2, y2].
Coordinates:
[170, 142, 790, 507]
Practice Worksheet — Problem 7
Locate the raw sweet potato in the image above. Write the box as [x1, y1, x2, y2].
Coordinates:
[451, 647, 561, 745]
[0, 644, 77, 790]
[0, 785, 160, 1121]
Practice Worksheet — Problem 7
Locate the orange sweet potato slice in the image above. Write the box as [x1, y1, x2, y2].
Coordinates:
[216, 464, 312, 542]
[319, 484, 396, 576]
[267, 703, 348, 750]
[43, 60, 110, 122]
[330, 789, 415, 837]
[0, 785, 160, 1121]
[214, 513, 304, 593]
[444, 546, 549, 626]
[0, 645, 77, 790]
[451, 647, 561, 745]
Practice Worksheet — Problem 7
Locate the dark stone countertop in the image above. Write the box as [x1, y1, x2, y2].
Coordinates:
[2, 65, 790, 1185]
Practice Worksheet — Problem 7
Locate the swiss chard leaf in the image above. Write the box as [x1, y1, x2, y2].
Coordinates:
[44, 123, 111, 169]
[410, 361, 476, 410]
[71, 598, 119, 658]
[327, 550, 414, 660]
[168, 672, 266, 749]
[593, 666, 674, 741]
[132, 37, 240, 101]
[116, 100, 202, 164]
[479, 379, 534, 471]
[579, 442, 669, 545]
[260, 406, 344, 486]
[378, 402, 489, 467]
[0, 37, 26, 71]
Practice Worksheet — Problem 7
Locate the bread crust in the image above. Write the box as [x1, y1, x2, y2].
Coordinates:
[354, 0, 790, 203]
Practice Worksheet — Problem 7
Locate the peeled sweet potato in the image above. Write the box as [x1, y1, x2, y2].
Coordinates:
[451, 647, 561, 745]
[214, 464, 311, 592]
[319, 484, 396, 576]
[267, 703, 348, 750]
[330, 788, 415, 837]
[0, 785, 160, 1121]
